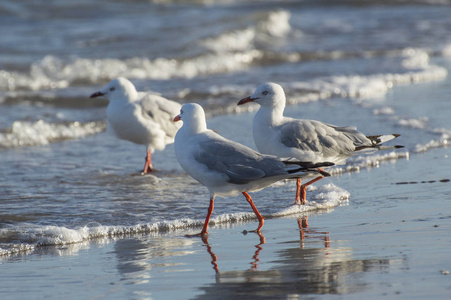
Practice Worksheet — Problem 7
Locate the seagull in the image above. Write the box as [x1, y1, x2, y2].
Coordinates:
[173, 103, 334, 236]
[238, 82, 404, 204]
[90, 77, 181, 173]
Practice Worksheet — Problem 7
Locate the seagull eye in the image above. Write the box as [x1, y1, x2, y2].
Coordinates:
[109, 87, 115, 91]
[262, 91, 269, 95]
[180, 110, 184, 114]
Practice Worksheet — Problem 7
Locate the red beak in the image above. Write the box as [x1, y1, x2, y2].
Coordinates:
[173, 115, 181, 122]
[237, 96, 255, 105]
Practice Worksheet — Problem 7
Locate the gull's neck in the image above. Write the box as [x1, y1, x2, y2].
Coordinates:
[111, 89, 138, 104]
[255, 104, 285, 126]
[183, 118, 208, 136]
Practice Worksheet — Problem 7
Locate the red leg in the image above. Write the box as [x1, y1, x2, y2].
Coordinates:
[299, 176, 324, 205]
[295, 178, 302, 204]
[142, 149, 153, 174]
[296, 168, 327, 205]
[242, 192, 265, 232]
[187, 195, 214, 237]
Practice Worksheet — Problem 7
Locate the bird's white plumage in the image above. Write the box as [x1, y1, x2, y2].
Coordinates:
[241, 82, 401, 164]
[173, 103, 325, 197]
[92, 77, 181, 152]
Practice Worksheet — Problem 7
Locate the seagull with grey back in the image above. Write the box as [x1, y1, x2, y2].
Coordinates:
[90, 77, 181, 173]
[238, 82, 404, 204]
[173, 103, 334, 236]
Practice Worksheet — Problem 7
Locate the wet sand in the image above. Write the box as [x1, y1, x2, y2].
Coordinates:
[2, 65, 451, 299]
[1, 143, 450, 299]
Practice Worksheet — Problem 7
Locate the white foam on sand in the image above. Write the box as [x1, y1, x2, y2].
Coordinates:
[272, 183, 350, 217]
[397, 117, 429, 129]
[331, 150, 410, 175]
[373, 107, 396, 116]
[375, 107, 451, 154]
[414, 132, 450, 153]
[0, 183, 348, 257]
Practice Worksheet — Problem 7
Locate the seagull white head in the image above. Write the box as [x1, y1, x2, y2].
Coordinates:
[238, 82, 286, 109]
[173, 103, 207, 134]
[90, 77, 138, 102]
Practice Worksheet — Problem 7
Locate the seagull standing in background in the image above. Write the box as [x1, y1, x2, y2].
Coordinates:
[90, 77, 181, 173]
[173, 103, 333, 236]
[238, 82, 403, 204]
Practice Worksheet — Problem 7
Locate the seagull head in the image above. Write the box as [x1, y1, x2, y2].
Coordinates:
[173, 103, 207, 134]
[90, 77, 138, 102]
[237, 82, 286, 109]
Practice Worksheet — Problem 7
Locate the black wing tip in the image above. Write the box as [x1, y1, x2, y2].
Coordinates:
[319, 170, 331, 177]
[394, 145, 404, 148]
[314, 161, 335, 168]
[287, 167, 332, 176]
[285, 160, 334, 176]
[393, 133, 401, 138]
[283, 160, 335, 168]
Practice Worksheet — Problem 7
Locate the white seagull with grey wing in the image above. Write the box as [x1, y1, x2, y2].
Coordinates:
[90, 77, 181, 173]
[238, 82, 404, 205]
[173, 103, 334, 236]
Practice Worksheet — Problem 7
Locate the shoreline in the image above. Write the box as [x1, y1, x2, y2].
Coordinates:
[1, 145, 450, 299]
[1, 64, 451, 299]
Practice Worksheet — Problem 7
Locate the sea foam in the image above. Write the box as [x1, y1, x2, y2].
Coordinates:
[0, 120, 106, 149]
[330, 151, 410, 175]
[0, 183, 348, 257]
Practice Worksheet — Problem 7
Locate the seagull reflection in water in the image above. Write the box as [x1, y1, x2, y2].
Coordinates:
[200, 232, 266, 279]
[198, 217, 331, 283]
[297, 216, 331, 249]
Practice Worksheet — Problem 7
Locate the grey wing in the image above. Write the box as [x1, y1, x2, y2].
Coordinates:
[139, 94, 181, 138]
[280, 120, 370, 156]
[327, 124, 371, 148]
[195, 135, 287, 184]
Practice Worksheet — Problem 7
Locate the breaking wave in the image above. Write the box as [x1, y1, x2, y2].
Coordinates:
[0, 120, 106, 149]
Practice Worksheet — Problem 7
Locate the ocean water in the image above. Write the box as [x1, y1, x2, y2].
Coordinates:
[0, 0, 451, 297]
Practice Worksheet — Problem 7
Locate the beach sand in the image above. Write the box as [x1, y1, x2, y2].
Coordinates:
[1, 128, 450, 300]
[2, 2, 451, 298]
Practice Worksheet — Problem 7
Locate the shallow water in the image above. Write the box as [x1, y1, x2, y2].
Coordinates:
[1, 0, 451, 299]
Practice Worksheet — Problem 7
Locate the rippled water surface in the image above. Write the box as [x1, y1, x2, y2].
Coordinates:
[1, 0, 451, 298]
